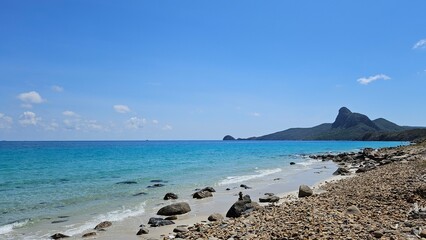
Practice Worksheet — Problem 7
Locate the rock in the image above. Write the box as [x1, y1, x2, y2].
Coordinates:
[193, 190, 213, 199]
[346, 205, 361, 215]
[115, 181, 137, 184]
[226, 188, 231, 191]
[157, 202, 191, 216]
[82, 232, 96, 238]
[240, 184, 251, 189]
[51, 220, 68, 224]
[420, 229, 426, 237]
[136, 227, 149, 235]
[164, 192, 178, 200]
[202, 187, 216, 192]
[165, 215, 178, 220]
[415, 185, 426, 198]
[298, 185, 313, 198]
[150, 179, 166, 183]
[264, 193, 275, 196]
[208, 213, 224, 221]
[223, 135, 236, 140]
[148, 217, 175, 227]
[173, 227, 188, 232]
[147, 183, 165, 188]
[372, 230, 383, 238]
[333, 167, 351, 176]
[94, 221, 112, 230]
[50, 233, 69, 239]
[290, 162, 296, 165]
[259, 195, 280, 203]
[133, 192, 147, 196]
[226, 195, 260, 218]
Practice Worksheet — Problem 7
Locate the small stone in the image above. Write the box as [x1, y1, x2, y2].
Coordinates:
[94, 221, 112, 230]
[50, 233, 69, 239]
[173, 227, 188, 232]
[372, 230, 383, 238]
[290, 162, 296, 165]
[208, 213, 224, 221]
[136, 227, 149, 235]
[346, 205, 361, 215]
[82, 232, 96, 238]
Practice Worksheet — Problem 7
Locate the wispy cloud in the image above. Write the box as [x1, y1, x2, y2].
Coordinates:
[113, 105, 131, 113]
[250, 112, 261, 117]
[51, 85, 64, 92]
[152, 119, 159, 124]
[125, 117, 146, 129]
[17, 91, 45, 108]
[19, 111, 40, 126]
[0, 113, 13, 129]
[162, 124, 173, 130]
[62, 111, 79, 117]
[357, 74, 391, 85]
[413, 39, 426, 49]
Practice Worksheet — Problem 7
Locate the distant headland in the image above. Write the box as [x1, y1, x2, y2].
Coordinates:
[224, 107, 426, 141]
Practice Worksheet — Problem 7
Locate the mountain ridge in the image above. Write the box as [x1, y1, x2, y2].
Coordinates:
[224, 107, 426, 141]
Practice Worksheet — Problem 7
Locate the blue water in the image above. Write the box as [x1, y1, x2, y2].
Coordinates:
[0, 140, 406, 238]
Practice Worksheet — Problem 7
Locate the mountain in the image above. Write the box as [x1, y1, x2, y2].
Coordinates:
[227, 107, 425, 141]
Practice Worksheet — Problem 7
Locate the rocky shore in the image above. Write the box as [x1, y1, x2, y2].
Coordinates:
[171, 141, 426, 240]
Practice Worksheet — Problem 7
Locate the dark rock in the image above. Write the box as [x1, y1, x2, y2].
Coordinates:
[136, 227, 149, 235]
[82, 232, 96, 238]
[157, 202, 191, 216]
[148, 217, 175, 227]
[165, 215, 177, 220]
[193, 190, 213, 199]
[346, 205, 361, 215]
[147, 183, 165, 188]
[202, 187, 216, 192]
[226, 188, 231, 191]
[273, 178, 281, 181]
[240, 184, 252, 189]
[116, 181, 137, 184]
[223, 135, 236, 141]
[164, 192, 178, 200]
[259, 195, 280, 203]
[264, 193, 275, 196]
[208, 213, 224, 221]
[173, 227, 188, 233]
[51, 220, 68, 224]
[372, 230, 383, 238]
[289, 162, 296, 165]
[298, 185, 313, 198]
[94, 221, 112, 230]
[50, 233, 69, 239]
[333, 167, 351, 176]
[133, 192, 147, 196]
[150, 179, 165, 183]
[57, 216, 69, 219]
[226, 195, 260, 218]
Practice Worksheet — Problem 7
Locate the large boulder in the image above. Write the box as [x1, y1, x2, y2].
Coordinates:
[148, 217, 175, 227]
[157, 202, 191, 216]
[333, 167, 351, 176]
[94, 221, 112, 230]
[193, 190, 213, 199]
[164, 192, 178, 200]
[298, 185, 313, 198]
[226, 195, 260, 218]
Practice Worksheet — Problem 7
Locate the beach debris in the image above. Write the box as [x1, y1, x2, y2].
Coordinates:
[298, 184, 313, 198]
[82, 232, 97, 238]
[50, 233, 69, 239]
[226, 194, 261, 218]
[164, 192, 178, 200]
[115, 180, 137, 184]
[333, 167, 351, 176]
[193, 190, 213, 199]
[148, 217, 175, 227]
[202, 186, 216, 192]
[94, 221, 112, 230]
[157, 202, 191, 216]
[208, 213, 224, 221]
[136, 227, 149, 235]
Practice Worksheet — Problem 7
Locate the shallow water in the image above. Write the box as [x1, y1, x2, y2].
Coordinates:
[0, 140, 406, 239]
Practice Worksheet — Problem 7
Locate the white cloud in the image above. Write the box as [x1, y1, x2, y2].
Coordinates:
[0, 113, 13, 129]
[125, 117, 146, 129]
[152, 119, 159, 124]
[357, 74, 391, 85]
[51, 85, 64, 92]
[63, 119, 81, 130]
[162, 124, 173, 130]
[413, 39, 426, 49]
[44, 121, 59, 131]
[86, 120, 103, 131]
[17, 91, 45, 105]
[62, 111, 79, 117]
[250, 112, 261, 117]
[19, 111, 40, 126]
[113, 105, 131, 113]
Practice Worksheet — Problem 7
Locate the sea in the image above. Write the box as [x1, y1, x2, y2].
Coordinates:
[0, 140, 406, 239]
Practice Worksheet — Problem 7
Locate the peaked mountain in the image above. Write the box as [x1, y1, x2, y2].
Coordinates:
[224, 107, 425, 141]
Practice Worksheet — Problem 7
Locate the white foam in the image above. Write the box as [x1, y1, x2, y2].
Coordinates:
[62, 202, 146, 236]
[297, 158, 319, 166]
[218, 168, 282, 186]
[0, 219, 30, 235]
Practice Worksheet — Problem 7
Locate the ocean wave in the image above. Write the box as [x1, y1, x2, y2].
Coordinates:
[218, 168, 282, 186]
[62, 202, 146, 236]
[296, 158, 320, 166]
[0, 219, 30, 235]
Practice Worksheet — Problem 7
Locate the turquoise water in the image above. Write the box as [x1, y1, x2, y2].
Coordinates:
[0, 140, 406, 238]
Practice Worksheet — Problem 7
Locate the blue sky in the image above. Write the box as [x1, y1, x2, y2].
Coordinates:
[0, 1, 425, 140]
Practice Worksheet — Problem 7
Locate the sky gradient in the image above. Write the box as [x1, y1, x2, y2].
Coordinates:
[1, 1, 425, 140]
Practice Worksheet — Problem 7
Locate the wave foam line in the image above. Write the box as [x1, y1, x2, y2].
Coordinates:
[218, 168, 282, 186]
[0, 219, 30, 235]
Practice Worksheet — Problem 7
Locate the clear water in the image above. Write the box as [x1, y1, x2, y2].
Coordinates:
[0, 140, 406, 239]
